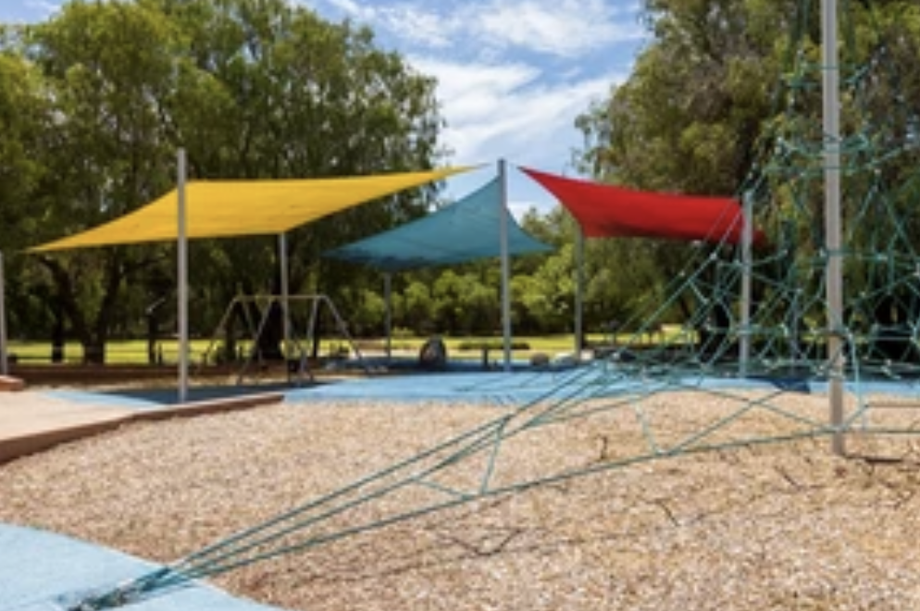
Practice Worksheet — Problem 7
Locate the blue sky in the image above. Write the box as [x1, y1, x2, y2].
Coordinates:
[1, 0, 649, 217]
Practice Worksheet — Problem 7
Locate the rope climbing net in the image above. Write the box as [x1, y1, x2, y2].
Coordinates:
[616, 0, 920, 386]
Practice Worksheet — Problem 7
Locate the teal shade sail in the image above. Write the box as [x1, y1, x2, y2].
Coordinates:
[324, 177, 553, 271]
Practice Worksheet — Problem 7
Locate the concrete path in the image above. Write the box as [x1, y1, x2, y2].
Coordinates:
[0, 389, 284, 465]
[0, 392, 134, 465]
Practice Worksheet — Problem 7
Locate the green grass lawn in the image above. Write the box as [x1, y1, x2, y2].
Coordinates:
[5, 327, 686, 366]
[6, 339, 209, 365]
[6, 335, 593, 365]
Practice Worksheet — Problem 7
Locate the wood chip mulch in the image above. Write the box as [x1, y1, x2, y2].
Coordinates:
[2, 391, 920, 610]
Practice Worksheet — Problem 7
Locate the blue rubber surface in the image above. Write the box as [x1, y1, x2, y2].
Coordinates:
[43, 384, 293, 409]
[0, 524, 284, 611]
[39, 368, 920, 410]
[39, 369, 591, 409]
[285, 370, 591, 405]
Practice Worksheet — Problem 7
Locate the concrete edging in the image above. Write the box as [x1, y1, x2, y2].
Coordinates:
[0, 376, 26, 392]
[0, 392, 285, 465]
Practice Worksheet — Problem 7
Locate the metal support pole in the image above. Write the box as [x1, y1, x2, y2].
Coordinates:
[740, 192, 753, 377]
[822, 0, 846, 455]
[177, 149, 189, 403]
[498, 159, 512, 372]
[0, 251, 8, 376]
[574, 227, 585, 360]
[279, 233, 290, 359]
[384, 273, 392, 363]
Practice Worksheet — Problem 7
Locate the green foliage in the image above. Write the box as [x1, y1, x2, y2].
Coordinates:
[348, 288, 387, 336]
[570, 0, 805, 334]
[13, 0, 920, 362]
[455, 339, 530, 351]
[0, 54, 47, 250]
[390, 326, 415, 340]
[569, 0, 920, 364]
[1, 0, 445, 361]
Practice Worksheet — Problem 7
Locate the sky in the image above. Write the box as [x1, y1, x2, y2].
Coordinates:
[1, 0, 650, 217]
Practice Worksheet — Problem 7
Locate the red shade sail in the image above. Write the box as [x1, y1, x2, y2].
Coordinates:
[521, 167, 766, 246]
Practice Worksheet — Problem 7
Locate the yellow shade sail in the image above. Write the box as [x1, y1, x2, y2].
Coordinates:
[29, 166, 472, 252]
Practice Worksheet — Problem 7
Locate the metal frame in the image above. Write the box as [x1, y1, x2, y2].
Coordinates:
[0, 251, 8, 376]
[822, 0, 846, 455]
[199, 293, 368, 386]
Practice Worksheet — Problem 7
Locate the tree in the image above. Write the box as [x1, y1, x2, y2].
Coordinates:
[0, 53, 46, 251]
[2, 0, 446, 362]
[573, 0, 795, 340]
[0, 47, 54, 345]
[401, 279, 435, 334]
[574, 0, 920, 363]
[149, 0, 446, 358]
[17, 1, 179, 362]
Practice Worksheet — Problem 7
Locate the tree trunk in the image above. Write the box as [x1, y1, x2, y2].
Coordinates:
[874, 295, 910, 362]
[256, 301, 284, 361]
[223, 302, 238, 363]
[38, 255, 122, 366]
[311, 304, 324, 359]
[83, 339, 106, 365]
[51, 300, 65, 364]
[147, 313, 158, 365]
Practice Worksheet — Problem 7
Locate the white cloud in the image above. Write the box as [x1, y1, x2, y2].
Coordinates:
[24, 0, 60, 16]
[309, 0, 640, 211]
[320, 0, 376, 21]
[412, 56, 619, 168]
[506, 197, 547, 221]
[319, 1, 459, 49]
[477, 0, 645, 58]
[413, 59, 540, 121]
[318, 0, 644, 58]
[376, 6, 460, 49]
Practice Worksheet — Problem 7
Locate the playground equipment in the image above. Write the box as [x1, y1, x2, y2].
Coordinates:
[198, 294, 368, 386]
[46, 2, 920, 610]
